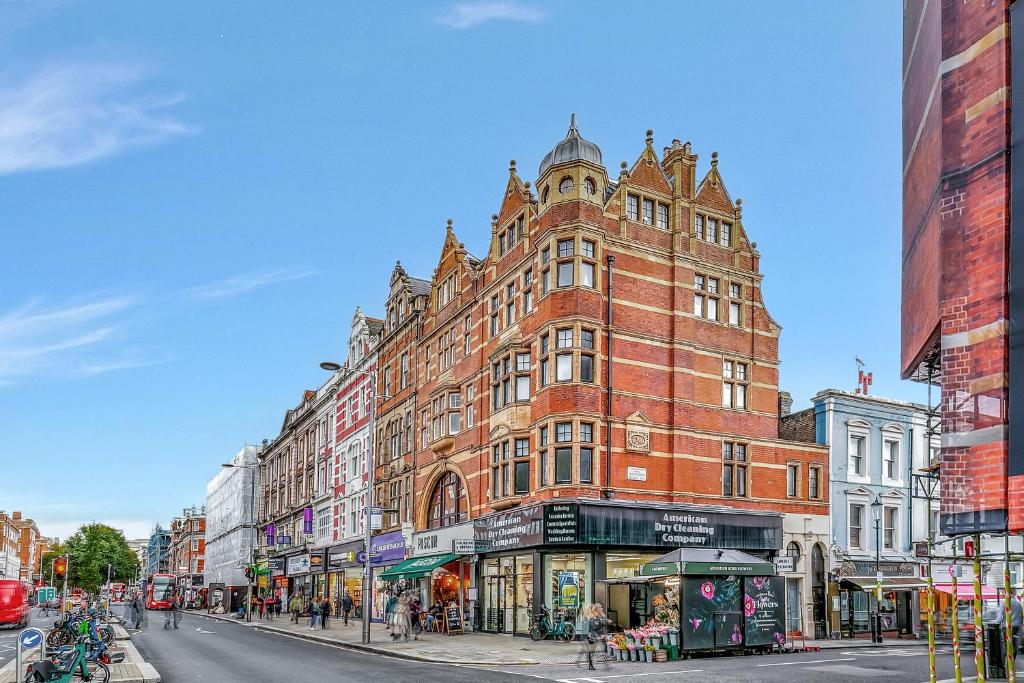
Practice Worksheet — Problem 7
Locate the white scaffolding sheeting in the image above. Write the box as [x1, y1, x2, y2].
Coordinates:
[205, 445, 259, 587]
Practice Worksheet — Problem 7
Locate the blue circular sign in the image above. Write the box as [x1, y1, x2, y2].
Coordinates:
[19, 629, 43, 649]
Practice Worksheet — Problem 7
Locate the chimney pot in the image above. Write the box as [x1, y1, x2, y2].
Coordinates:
[778, 391, 793, 417]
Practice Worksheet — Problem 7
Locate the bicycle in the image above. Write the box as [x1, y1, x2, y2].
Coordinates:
[24, 635, 111, 682]
[529, 606, 576, 642]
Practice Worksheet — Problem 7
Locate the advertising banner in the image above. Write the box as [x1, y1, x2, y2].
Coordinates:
[743, 576, 786, 647]
[557, 572, 580, 608]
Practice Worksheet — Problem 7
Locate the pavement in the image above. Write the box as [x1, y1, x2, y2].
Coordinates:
[0, 607, 161, 683]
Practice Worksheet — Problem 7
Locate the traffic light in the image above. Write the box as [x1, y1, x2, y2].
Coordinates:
[964, 539, 975, 558]
[244, 566, 255, 581]
[54, 556, 67, 580]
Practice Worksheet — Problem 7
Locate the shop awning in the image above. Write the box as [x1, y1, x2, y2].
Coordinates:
[841, 577, 929, 591]
[933, 583, 1000, 600]
[640, 548, 776, 577]
[378, 553, 462, 581]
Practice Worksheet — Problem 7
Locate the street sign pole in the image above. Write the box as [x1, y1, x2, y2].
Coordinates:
[16, 628, 44, 677]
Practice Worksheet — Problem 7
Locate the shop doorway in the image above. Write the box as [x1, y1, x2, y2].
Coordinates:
[482, 555, 533, 634]
[786, 578, 802, 633]
[811, 543, 827, 638]
[484, 575, 511, 633]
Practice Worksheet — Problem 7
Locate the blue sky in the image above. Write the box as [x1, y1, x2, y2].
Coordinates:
[0, 0, 907, 541]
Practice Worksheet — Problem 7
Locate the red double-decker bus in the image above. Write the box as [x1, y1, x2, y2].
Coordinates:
[110, 583, 127, 604]
[146, 573, 175, 610]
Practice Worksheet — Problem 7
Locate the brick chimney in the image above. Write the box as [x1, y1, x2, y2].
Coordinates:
[12, 511, 21, 521]
[778, 391, 793, 417]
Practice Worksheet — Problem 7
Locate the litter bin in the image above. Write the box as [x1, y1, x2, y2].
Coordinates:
[985, 623, 1007, 679]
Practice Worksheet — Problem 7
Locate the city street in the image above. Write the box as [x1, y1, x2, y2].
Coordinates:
[130, 611, 525, 683]
[129, 611, 989, 683]
[0, 607, 57, 671]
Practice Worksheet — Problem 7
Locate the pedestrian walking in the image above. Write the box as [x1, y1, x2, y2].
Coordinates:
[273, 594, 282, 619]
[320, 596, 331, 629]
[309, 597, 321, 629]
[133, 592, 145, 629]
[581, 603, 610, 671]
[998, 594, 1024, 654]
[384, 593, 397, 630]
[123, 591, 137, 628]
[341, 591, 353, 626]
[257, 595, 265, 620]
[289, 594, 302, 624]
[409, 596, 422, 640]
[391, 593, 411, 642]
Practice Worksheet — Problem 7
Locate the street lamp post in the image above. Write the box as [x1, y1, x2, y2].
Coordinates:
[321, 360, 387, 645]
[871, 496, 883, 644]
[222, 458, 258, 623]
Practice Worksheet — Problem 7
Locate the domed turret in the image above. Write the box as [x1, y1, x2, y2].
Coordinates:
[538, 114, 603, 178]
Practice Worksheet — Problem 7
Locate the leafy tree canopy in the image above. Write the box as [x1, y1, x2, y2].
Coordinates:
[42, 524, 139, 593]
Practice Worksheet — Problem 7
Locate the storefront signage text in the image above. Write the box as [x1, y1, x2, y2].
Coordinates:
[544, 504, 579, 544]
[287, 554, 311, 575]
[654, 513, 716, 546]
[475, 507, 543, 550]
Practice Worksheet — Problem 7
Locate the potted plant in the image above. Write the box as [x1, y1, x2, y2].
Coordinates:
[643, 644, 655, 662]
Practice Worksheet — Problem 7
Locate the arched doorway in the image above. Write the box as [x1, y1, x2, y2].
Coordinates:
[812, 543, 827, 638]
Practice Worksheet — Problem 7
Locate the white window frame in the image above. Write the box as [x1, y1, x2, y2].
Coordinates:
[848, 501, 866, 550]
[847, 422, 870, 483]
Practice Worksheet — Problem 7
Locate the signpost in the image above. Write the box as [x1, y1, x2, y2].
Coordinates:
[16, 627, 45, 677]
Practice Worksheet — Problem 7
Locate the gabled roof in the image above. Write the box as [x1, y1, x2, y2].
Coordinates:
[625, 130, 673, 195]
[695, 152, 735, 214]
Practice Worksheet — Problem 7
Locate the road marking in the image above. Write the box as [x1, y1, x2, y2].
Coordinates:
[757, 657, 857, 667]
[195, 627, 216, 633]
[597, 670, 703, 680]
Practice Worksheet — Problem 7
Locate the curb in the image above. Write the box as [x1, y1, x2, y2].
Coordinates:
[191, 612, 541, 665]
[121, 638, 162, 682]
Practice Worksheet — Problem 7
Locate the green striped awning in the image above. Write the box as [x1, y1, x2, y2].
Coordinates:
[378, 553, 461, 581]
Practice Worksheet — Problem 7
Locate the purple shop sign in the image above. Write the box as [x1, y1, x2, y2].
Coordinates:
[366, 530, 406, 566]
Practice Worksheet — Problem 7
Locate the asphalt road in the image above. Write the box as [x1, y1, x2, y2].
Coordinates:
[0, 607, 58, 671]
[130, 610, 527, 683]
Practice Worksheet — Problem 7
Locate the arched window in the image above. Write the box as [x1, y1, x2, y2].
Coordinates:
[427, 470, 468, 529]
[787, 541, 801, 560]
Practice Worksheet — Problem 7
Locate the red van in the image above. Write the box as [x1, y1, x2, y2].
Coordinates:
[0, 579, 30, 628]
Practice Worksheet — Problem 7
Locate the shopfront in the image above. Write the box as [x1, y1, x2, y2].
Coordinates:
[328, 540, 364, 613]
[309, 551, 327, 599]
[403, 523, 476, 625]
[287, 553, 312, 600]
[472, 501, 783, 637]
[834, 559, 924, 637]
[366, 530, 407, 621]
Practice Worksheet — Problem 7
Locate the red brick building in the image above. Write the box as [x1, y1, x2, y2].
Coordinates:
[371, 118, 829, 634]
[901, 0, 1016, 534]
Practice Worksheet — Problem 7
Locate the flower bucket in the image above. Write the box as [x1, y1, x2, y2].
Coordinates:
[632, 649, 639, 661]
[651, 636, 661, 649]
[619, 650, 627, 661]
[645, 650, 653, 663]
[668, 632, 679, 646]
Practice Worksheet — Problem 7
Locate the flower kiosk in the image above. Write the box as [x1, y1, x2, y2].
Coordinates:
[607, 548, 785, 661]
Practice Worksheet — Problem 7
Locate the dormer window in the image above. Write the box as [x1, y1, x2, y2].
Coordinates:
[584, 177, 596, 195]
[559, 176, 574, 194]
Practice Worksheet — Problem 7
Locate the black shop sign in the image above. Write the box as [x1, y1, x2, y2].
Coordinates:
[475, 502, 782, 552]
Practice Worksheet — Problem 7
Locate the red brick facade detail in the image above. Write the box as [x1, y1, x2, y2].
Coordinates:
[902, 0, 1013, 530]
[372, 123, 829, 530]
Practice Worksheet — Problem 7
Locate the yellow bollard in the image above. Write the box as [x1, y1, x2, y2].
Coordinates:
[928, 574, 937, 683]
[974, 534, 986, 683]
[1005, 535, 1016, 682]
[952, 547, 962, 683]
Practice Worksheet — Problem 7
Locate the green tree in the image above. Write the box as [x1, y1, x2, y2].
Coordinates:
[56, 524, 140, 593]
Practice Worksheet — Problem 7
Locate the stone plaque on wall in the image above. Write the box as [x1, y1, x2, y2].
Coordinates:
[625, 410, 651, 453]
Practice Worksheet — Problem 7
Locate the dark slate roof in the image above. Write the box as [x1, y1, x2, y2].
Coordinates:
[408, 277, 432, 297]
[367, 319, 385, 336]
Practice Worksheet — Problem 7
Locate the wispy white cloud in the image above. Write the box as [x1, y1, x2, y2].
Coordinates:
[185, 268, 318, 300]
[0, 62, 197, 174]
[436, 1, 545, 29]
[0, 295, 139, 384]
[77, 356, 175, 377]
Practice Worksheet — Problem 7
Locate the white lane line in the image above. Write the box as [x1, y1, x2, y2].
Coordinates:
[598, 671, 703, 679]
[757, 657, 857, 667]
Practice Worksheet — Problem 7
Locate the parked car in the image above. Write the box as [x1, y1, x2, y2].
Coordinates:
[0, 579, 31, 628]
